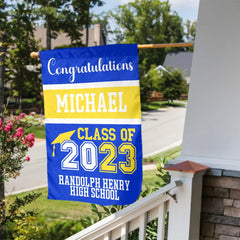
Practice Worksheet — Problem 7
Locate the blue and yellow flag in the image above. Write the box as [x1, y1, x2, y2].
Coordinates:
[40, 44, 142, 205]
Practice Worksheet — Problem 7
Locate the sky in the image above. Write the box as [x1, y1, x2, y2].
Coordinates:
[93, 0, 200, 22]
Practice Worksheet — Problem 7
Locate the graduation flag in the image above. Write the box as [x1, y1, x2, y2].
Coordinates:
[40, 44, 142, 205]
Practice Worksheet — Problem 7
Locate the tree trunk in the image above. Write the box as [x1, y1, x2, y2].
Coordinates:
[46, 17, 51, 50]
[85, 0, 90, 47]
[0, 30, 6, 112]
[46, 0, 51, 50]
[86, 24, 89, 47]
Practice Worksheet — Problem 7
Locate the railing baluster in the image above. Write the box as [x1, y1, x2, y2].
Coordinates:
[157, 202, 167, 240]
[104, 232, 111, 240]
[121, 222, 129, 240]
[139, 212, 147, 240]
[65, 181, 180, 240]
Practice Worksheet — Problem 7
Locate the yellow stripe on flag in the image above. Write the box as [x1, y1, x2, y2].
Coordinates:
[44, 86, 141, 119]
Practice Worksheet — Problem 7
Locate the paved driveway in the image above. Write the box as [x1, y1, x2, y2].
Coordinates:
[142, 106, 186, 158]
[5, 106, 186, 195]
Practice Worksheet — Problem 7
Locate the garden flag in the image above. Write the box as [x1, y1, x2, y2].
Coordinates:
[40, 44, 142, 205]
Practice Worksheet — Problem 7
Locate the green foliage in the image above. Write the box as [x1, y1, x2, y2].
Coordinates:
[0, 112, 37, 238]
[4, 193, 83, 239]
[109, 0, 184, 72]
[92, 12, 111, 44]
[45, 220, 82, 240]
[158, 67, 186, 102]
[29, 125, 46, 139]
[140, 65, 160, 103]
[11, 216, 46, 240]
[0, 0, 7, 112]
[143, 145, 182, 163]
[1, 192, 42, 239]
[70, 0, 104, 47]
[141, 101, 186, 111]
[185, 19, 196, 51]
[35, 0, 70, 50]
[5, 1, 41, 106]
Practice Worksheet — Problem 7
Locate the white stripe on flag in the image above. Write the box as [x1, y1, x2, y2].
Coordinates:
[45, 118, 141, 125]
[43, 80, 139, 90]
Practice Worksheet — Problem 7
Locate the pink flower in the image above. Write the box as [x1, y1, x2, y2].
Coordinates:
[16, 127, 23, 132]
[28, 142, 34, 147]
[14, 127, 24, 138]
[0, 118, 3, 130]
[20, 113, 26, 119]
[14, 117, 20, 124]
[7, 119, 12, 123]
[23, 133, 35, 147]
[25, 156, 30, 162]
[25, 133, 35, 142]
[4, 123, 13, 132]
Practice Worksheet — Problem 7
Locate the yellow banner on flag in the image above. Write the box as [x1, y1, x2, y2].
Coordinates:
[43, 85, 141, 119]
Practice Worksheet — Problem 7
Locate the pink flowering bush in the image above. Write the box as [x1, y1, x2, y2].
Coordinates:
[0, 112, 38, 238]
[0, 113, 35, 181]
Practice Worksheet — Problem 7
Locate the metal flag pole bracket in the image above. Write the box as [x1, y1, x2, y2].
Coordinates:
[30, 42, 194, 59]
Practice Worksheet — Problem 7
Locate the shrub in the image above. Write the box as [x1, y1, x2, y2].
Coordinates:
[158, 67, 186, 103]
[0, 112, 35, 182]
[0, 111, 36, 238]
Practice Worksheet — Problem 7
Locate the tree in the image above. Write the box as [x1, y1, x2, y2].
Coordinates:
[109, 0, 184, 75]
[140, 65, 160, 102]
[185, 19, 196, 52]
[59, 7, 84, 47]
[0, 0, 7, 112]
[185, 19, 196, 42]
[71, 0, 104, 46]
[158, 68, 186, 103]
[6, 1, 41, 108]
[92, 12, 109, 43]
[35, 0, 69, 50]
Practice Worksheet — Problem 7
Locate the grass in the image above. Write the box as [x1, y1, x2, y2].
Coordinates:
[143, 145, 182, 163]
[142, 169, 160, 186]
[21, 100, 181, 223]
[30, 125, 46, 139]
[141, 101, 186, 111]
[7, 169, 160, 223]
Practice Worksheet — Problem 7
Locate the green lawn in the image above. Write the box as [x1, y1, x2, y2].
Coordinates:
[141, 101, 186, 111]
[8, 169, 160, 223]
[30, 125, 46, 139]
[143, 145, 182, 163]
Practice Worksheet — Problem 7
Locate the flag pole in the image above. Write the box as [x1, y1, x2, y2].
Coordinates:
[137, 42, 193, 49]
[30, 42, 194, 58]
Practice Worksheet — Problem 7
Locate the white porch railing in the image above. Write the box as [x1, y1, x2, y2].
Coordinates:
[66, 180, 182, 240]
[66, 161, 208, 240]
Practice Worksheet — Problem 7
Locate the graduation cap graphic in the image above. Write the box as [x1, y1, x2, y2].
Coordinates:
[51, 130, 76, 157]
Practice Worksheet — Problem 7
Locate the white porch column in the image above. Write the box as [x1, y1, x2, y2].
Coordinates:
[174, 0, 240, 171]
[166, 161, 209, 240]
